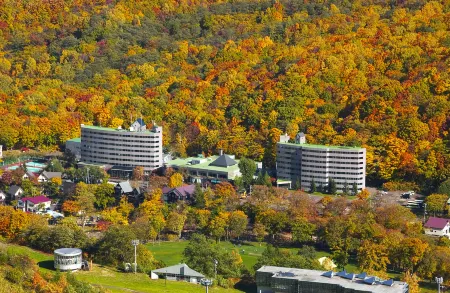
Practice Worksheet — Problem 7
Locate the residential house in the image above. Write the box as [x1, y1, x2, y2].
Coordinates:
[17, 196, 51, 212]
[0, 190, 6, 204]
[424, 217, 450, 238]
[114, 181, 142, 205]
[22, 171, 37, 181]
[38, 171, 62, 183]
[7, 185, 23, 201]
[162, 185, 196, 203]
[151, 263, 205, 284]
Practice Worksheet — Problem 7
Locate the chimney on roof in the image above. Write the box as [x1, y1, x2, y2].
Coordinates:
[219, 149, 223, 156]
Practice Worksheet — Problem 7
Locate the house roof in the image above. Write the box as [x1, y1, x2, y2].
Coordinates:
[209, 154, 237, 167]
[41, 171, 62, 179]
[152, 263, 204, 278]
[21, 196, 51, 204]
[424, 217, 450, 229]
[134, 118, 146, 126]
[8, 185, 23, 195]
[162, 185, 196, 197]
[117, 181, 133, 193]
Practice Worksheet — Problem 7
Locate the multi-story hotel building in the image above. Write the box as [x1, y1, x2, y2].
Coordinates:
[276, 133, 366, 192]
[80, 119, 163, 175]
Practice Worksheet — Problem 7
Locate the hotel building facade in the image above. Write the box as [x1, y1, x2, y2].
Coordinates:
[276, 133, 366, 192]
[80, 119, 163, 174]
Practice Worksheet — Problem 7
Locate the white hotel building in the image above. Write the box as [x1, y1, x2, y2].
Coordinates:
[276, 133, 366, 192]
[80, 119, 163, 175]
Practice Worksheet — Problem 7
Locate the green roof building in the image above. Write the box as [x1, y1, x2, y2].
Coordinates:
[166, 153, 246, 183]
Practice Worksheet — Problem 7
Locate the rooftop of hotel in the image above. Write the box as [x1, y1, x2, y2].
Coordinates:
[257, 266, 408, 293]
[278, 141, 365, 150]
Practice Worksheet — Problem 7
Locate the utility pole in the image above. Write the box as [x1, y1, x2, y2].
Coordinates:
[214, 259, 218, 280]
[131, 240, 139, 274]
[423, 203, 427, 223]
[436, 277, 443, 293]
[86, 167, 90, 184]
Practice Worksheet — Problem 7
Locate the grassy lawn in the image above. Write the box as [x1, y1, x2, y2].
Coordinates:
[3, 242, 244, 292]
[147, 240, 273, 270]
[74, 264, 243, 293]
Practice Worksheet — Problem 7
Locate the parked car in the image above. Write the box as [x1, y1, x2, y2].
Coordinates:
[401, 191, 414, 199]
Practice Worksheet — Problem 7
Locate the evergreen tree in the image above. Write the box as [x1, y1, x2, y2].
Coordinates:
[256, 171, 272, 187]
[318, 183, 324, 193]
[328, 177, 337, 195]
[293, 177, 301, 190]
[310, 178, 316, 193]
[352, 182, 358, 195]
[193, 183, 205, 208]
[343, 181, 349, 195]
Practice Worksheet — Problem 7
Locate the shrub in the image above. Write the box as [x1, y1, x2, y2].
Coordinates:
[5, 268, 23, 284]
[382, 181, 419, 191]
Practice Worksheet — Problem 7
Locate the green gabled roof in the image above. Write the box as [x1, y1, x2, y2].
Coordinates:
[167, 156, 241, 173]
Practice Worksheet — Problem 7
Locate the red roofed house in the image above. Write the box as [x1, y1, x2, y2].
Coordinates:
[424, 217, 450, 238]
[17, 196, 51, 213]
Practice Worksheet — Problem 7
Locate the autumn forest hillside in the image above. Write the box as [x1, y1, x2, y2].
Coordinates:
[0, 0, 449, 191]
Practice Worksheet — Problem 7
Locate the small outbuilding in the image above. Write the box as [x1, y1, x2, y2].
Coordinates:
[54, 248, 82, 271]
[151, 263, 205, 284]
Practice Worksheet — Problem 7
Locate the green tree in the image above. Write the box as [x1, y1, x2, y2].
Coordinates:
[165, 211, 187, 238]
[96, 225, 157, 269]
[238, 157, 256, 189]
[256, 171, 272, 187]
[352, 182, 358, 195]
[310, 178, 316, 193]
[228, 211, 248, 240]
[291, 217, 316, 244]
[193, 184, 205, 208]
[343, 181, 349, 195]
[426, 193, 448, 216]
[438, 179, 450, 197]
[94, 182, 115, 209]
[183, 234, 244, 278]
[254, 245, 322, 272]
[328, 177, 337, 194]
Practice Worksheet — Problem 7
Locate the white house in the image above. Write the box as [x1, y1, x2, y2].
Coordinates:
[7, 185, 23, 200]
[17, 196, 51, 212]
[38, 171, 62, 183]
[151, 263, 205, 284]
[0, 190, 6, 204]
[23, 171, 37, 181]
[424, 217, 450, 238]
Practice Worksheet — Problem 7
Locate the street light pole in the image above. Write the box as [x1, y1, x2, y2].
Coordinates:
[423, 203, 427, 223]
[131, 240, 139, 274]
[214, 259, 218, 280]
[436, 276, 443, 293]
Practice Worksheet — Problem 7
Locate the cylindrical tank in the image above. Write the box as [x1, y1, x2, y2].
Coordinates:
[54, 248, 82, 271]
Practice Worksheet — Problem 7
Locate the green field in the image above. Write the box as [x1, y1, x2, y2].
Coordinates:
[74, 265, 243, 293]
[147, 241, 273, 270]
[1, 242, 437, 292]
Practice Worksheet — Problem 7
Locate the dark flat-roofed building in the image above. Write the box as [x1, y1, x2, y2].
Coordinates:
[256, 266, 408, 293]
